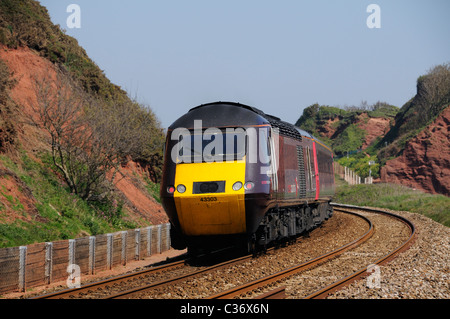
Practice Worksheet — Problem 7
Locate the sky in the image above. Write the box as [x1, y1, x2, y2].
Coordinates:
[38, 0, 450, 129]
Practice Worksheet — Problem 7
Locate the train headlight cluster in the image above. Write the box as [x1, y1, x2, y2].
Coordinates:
[167, 186, 175, 194]
[232, 181, 243, 191]
[177, 184, 186, 193]
[167, 185, 186, 194]
[232, 181, 255, 191]
[244, 181, 254, 190]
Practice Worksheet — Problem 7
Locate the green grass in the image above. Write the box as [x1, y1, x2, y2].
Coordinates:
[334, 177, 450, 227]
[0, 152, 139, 248]
[143, 176, 161, 204]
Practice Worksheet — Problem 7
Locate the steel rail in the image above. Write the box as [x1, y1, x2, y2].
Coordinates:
[206, 209, 374, 299]
[32, 259, 187, 299]
[34, 204, 415, 300]
[303, 203, 416, 299]
[105, 254, 254, 299]
[255, 286, 286, 299]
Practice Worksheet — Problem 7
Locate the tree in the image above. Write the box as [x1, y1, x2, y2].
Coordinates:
[416, 63, 450, 123]
[420, 62, 450, 121]
[28, 67, 165, 201]
[28, 68, 124, 201]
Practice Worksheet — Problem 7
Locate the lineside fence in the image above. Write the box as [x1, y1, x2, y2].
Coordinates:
[334, 162, 373, 185]
[0, 223, 171, 294]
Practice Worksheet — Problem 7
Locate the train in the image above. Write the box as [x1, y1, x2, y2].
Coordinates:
[160, 101, 335, 254]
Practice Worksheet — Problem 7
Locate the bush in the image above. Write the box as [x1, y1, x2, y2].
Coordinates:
[332, 125, 366, 156]
[337, 154, 380, 179]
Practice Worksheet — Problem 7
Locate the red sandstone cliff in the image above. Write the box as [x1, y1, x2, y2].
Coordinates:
[318, 112, 393, 150]
[0, 46, 167, 226]
[381, 106, 450, 195]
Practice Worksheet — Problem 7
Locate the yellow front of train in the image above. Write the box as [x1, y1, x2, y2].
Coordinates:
[173, 160, 247, 236]
[165, 128, 250, 237]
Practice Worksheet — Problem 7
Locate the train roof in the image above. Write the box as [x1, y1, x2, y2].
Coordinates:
[169, 101, 318, 142]
[169, 101, 269, 130]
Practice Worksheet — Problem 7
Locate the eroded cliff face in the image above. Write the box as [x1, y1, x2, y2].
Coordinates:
[356, 114, 392, 149]
[318, 112, 393, 150]
[381, 106, 450, 196]
[0, 46, 167, 225]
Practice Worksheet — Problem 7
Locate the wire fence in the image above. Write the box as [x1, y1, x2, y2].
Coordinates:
[0, 223, 171, 294]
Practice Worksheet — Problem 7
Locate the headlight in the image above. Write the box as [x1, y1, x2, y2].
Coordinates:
[244, 181, 254, 190]
[177, 184, 186, 193]
[232, 181, 243, 191]
[167, 186, 175, 194]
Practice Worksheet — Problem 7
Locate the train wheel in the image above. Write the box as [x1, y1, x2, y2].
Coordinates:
[248, 236, 256, 255]
[170, 225, 187, 250]
[305, 206, 314, 231]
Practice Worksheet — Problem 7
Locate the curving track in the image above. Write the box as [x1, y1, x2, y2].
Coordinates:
[32, 204, 415, 299]
[233, 203, 416, 299]
[303, 203, 415, 299]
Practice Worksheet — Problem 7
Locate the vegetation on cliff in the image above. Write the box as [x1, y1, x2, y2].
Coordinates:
[297, 62, 449, 191]
[295, 101, 398, 179]
[295, 102, 398, 157]
[377, 63, 450, 166]
[0, 0, 165, 247]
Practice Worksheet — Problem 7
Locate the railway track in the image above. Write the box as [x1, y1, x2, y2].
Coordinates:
[303, 203, 416, 299]
[105, 254, 254, 299]
[213, 203, 415, 299]
[206, 206, 375, 299]
[105, 207, 373, 299]
[33, 204, 415, 299]
[32, 258, 188, 299]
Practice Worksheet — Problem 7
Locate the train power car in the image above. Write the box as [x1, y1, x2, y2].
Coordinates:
[160, 102, 335, 254]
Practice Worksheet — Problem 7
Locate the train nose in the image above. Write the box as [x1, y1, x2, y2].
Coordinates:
[175, 191, 246, 236]
[173, 161, 247, 236]
[193, 181, 225, 194]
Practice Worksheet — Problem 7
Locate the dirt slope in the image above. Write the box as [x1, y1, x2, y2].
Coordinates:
[0, 45, 167, 226]
[381, 106, 450, 195]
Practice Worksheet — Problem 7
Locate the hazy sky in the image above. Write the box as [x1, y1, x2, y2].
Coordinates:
[39, 0, 450, 129]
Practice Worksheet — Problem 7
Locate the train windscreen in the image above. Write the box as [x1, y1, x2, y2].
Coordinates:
[173, 129, 247, 163]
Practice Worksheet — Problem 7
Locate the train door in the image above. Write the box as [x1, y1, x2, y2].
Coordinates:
[312, 141, 320, 200]
[304, 144, 316, 198]
[268, 128, 279, 198]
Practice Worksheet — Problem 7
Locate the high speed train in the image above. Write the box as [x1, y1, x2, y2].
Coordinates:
[160, 101, 335, 254]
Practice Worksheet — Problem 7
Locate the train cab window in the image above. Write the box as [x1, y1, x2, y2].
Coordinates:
[174, 129, 247, 163]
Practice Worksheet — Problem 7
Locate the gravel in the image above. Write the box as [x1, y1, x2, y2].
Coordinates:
[327, 208, 449, 299]
[284, 208, 412, 299]
[125, 207, 450, 299]
[18, 207, 449, 299]
[138, 211, 369, 299]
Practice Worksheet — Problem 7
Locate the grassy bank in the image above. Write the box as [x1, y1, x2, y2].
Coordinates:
[334, 177, 450, 227]
[0, 152, 140, 248]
